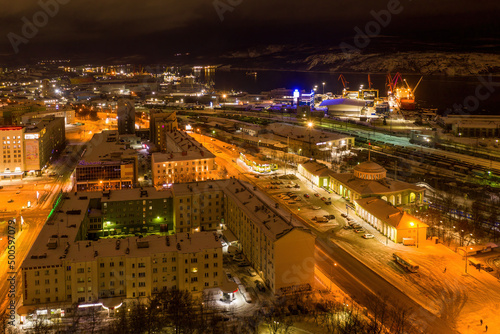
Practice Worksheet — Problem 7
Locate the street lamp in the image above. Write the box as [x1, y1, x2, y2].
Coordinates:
[307, 122, 313, 157]
[322, 82, 325, 94]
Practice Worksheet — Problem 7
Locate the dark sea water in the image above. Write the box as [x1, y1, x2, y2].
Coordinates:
[196, 69, 500, 114]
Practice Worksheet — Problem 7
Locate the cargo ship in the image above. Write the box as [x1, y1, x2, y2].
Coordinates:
[387, 73, 422, 110]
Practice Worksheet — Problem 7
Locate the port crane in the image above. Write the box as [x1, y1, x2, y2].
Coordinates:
[386, 72, 402, 93]
[338, 74, 349, 90]
[403, 76, 423, 99]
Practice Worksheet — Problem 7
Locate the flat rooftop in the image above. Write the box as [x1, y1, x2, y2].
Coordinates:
[223, 179, 310, 241]
[266, 123, 353, 144]
[152, 130, 215, 163]
[80, 130, 137, 164]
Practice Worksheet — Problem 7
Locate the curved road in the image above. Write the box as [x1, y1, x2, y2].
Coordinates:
[316, 237, 458, 334]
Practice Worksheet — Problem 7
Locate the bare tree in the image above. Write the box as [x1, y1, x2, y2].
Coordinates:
[262, 300, 293, 334]
[105, 302, 130, 334]
[25, 315, 53, 334]
[79, 305, 105, 334]
[366, 293, 390, 334]
[389, 302, 413, 334]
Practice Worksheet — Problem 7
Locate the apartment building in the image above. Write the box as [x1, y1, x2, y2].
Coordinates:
[150, 110, 178, 150]
[223, 179, 316, 295]
[97, 187, 174, 238]
[23, 116, 65, 175]
[20, 190, 222, 318]
[20, 106, 75, 125]
[20, 179, 315, 318]
[74, 130, 138, 191]
[0, 126, 24, 179]
[171, 182, 225, 233]
[151, 130, 216, 185]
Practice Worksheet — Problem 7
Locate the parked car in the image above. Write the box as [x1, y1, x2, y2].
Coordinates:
[321, 197, 327, 201]
[314, 193, 320, 197]
[312, 206, 321, 210]
[341, 213, 348, 218]
[363, 234, 375, 239]
[343, 225, 353, 230]
[324, 215, 335, 220]
[303, 194, 310, 198]
[355, 229, 365, 233]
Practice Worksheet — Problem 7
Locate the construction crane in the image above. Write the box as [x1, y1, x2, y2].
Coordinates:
[403, 76, 423, 99]
[338, 74, 349, 90]
[368, 74, 373, 89]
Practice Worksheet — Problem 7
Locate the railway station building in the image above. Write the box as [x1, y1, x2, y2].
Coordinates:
[354, 197, 428, 244]
[329, 159, 425, 207]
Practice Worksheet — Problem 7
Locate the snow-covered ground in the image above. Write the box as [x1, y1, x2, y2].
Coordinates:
[333, 220, 500, 334]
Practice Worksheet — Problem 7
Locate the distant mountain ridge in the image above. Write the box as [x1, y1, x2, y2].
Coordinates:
[221, 44, 500, 76]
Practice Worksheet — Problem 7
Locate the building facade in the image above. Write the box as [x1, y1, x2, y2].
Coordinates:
[0, 126, 24, 179]
[224, 179, 316, 294]
[150, 110, 178, 150]
[329, 160, 425, 206]
[24, 116, 65, 175]
[297, 160, 331, 188]
[151, 130, 216, 185]
[74, 131, 138, 191]
[117, 99, 135, 135]
[355, 197, 428, 244]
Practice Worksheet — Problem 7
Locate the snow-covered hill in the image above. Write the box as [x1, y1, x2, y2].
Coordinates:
[222, 44, 500, 76]
[302, 52, 500, 76]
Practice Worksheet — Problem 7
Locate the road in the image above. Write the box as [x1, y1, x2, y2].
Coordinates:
[315, 238, 457, 334]
[0, 146, 80, 319]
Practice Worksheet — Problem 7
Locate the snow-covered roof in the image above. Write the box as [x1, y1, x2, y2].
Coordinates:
[330, 172, 424, 195]
[319, 98, 367, 107]
[355, 197, 428, 229]
[299, 160, 330, 177]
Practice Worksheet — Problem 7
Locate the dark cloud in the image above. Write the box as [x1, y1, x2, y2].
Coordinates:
[0, 0, 498, 61]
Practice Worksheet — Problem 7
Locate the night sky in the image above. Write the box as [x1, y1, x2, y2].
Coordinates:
[0, 0, 498, 63]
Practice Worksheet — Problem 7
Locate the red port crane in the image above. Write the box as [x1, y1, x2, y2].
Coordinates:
[338, 74, 349, 89]
[386, 72, 402, 93]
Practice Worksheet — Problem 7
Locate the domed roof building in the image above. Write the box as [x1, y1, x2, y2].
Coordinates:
[353, 161, 387, 180]
[329, 158, 424, 207]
